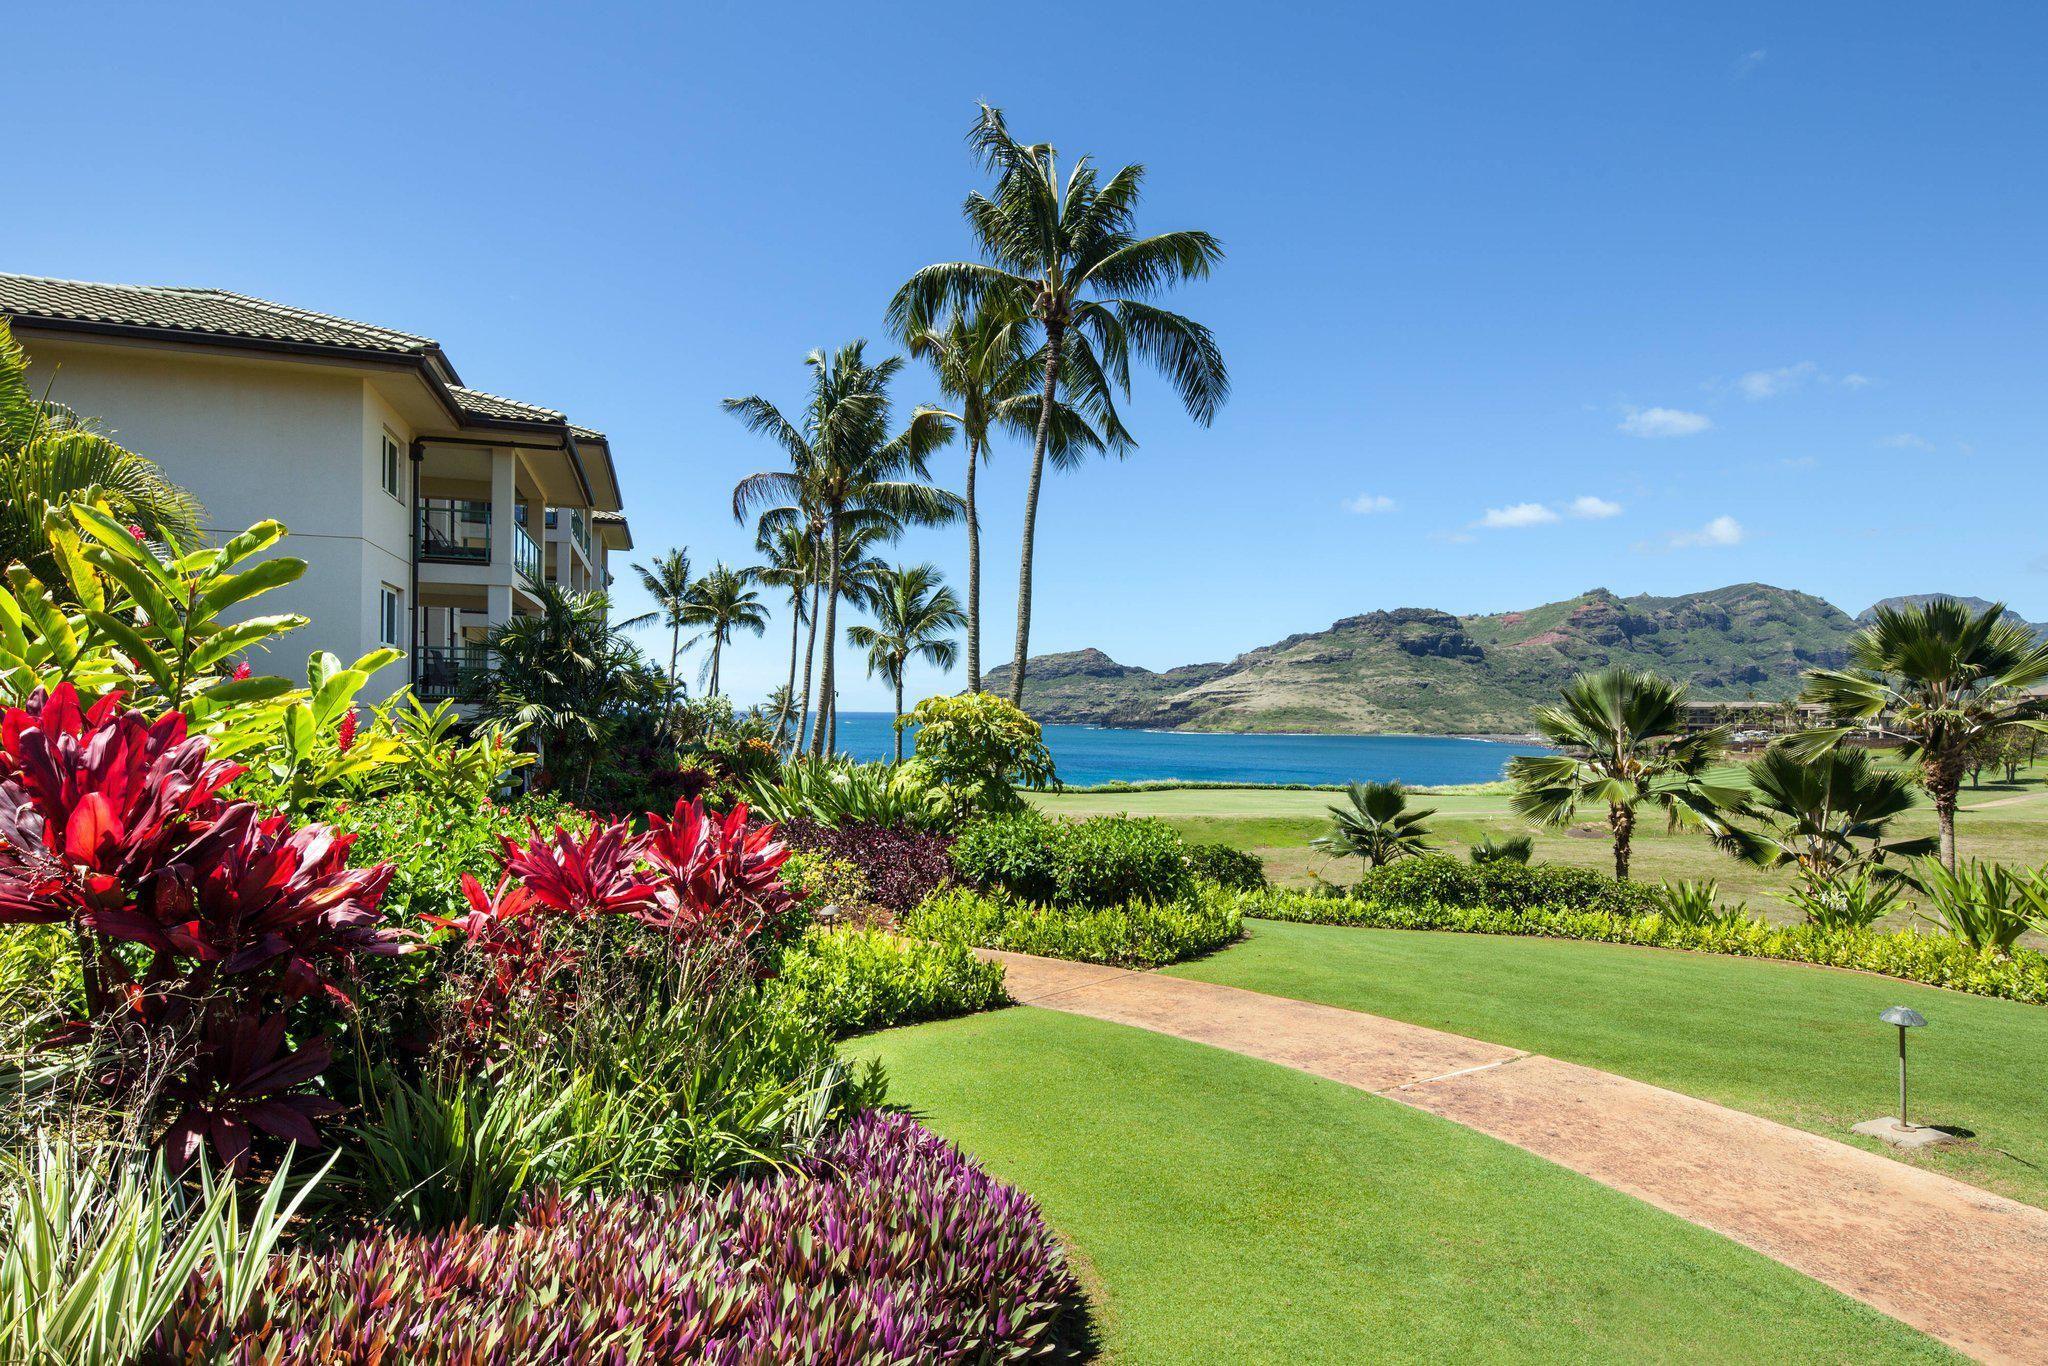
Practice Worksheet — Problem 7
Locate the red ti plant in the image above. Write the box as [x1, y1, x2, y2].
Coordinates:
[499, 818, 657, 918]
[0, 684, 404, 1171]
[425, 872, 578, 1049]
[640, 799, 795, 949]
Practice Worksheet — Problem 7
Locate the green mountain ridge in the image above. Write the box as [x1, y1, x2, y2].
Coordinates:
[983, 584, 2039, 735]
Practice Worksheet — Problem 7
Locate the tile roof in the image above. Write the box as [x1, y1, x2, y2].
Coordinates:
[0, 273, 441, 358]
[590, 509, 628, 525]
[448, 385, 564, 424]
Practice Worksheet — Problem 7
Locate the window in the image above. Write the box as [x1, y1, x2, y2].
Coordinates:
[380, 431, 403, 499]
[379, 586, 402, 648]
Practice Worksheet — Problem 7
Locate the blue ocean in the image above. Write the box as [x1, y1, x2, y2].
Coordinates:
[826, 712, 1548, 788]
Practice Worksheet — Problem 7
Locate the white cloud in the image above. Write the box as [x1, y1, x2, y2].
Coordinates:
[1840, 373, 1871, 389]
[1343, 493, 1396, 514]
[1619, 406, 1713, 438]
[1734, 361, 1817, 400]
[1880, 432, 1934, 451]
[1567, 495, 1623, 520]
[1732, 49, 1768, 79]
[1670, 515, 1745, 548]
[1479, 502, 1560, 529]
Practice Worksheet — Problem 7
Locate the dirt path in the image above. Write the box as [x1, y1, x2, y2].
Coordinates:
[988, 950, 2048, 1363]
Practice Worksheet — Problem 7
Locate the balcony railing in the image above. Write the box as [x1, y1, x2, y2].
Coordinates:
[514, 524, 542, 585]
[544, 507, 593, 557]
[419, 500, 491, 563]
[414, 643, 493, 700]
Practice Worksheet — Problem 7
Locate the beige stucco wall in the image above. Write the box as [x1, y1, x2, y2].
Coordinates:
[21, 339, 415, 699]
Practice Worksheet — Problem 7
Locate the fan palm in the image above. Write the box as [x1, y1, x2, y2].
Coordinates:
[728, 342, 958, 755]
[889, 104, 1228, 706]
[629, 547, 692, 714]
[680, 562, 768, 698]
[478, 582, 655, 795]
[1795, 598, 2048, 869]
[1507, 666, 1745, 881]
[901, 307, 1102, 691]
[1716, 745, 1934, 883]
[847, 563, 965, 761]
[0, 320, 203, 581]
[1312, 781, 1436, 868]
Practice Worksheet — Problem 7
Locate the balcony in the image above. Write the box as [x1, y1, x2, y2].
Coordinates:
[419, 500, 491, 563]
[414, 643, 493, 700]
[545, 507, 593, 558]
[514, 524, 542, 585]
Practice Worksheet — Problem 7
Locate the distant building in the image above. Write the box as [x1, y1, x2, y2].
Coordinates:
[0, 274, 633, 703]
[1677, 698, 1830, 740]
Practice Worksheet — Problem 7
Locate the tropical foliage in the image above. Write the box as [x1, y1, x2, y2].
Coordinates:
[1312, 780, 1436, 868]
[847, 562, 962, 758]
[1796, 597, 2048, 868]
[1507, 665, 1744, 880]
[899, 690, 1057, 817]
[904, 883, 1243, 969]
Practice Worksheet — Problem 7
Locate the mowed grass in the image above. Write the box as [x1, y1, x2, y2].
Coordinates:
[851, 1007, 1948, 1363]
[1032, 760, 2048, 917]
[1170, 919, 2048, 1209]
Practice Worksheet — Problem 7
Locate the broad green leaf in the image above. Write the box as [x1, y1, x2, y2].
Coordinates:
[195, 557, 304, 621]
[84, 612, 173, 696]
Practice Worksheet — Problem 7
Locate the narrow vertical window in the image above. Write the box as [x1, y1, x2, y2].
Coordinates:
[381, 432, 402, 499]
[379, 586, 402, 647]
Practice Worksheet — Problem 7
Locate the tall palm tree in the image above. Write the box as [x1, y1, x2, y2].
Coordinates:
[889, 104, 1229, 706]
[1507, 666, 1744, 881]
[630, 546, 692, 713]
[901, 307, 1102, 691]
[0, 320, 202, 581]
[1717, 745, 1934, 883]
[1795, 598, 2048, 869]
[1312, 781, 1436, 869]
[848, 563, 965, 760]
[754, 522, 814, 744]
[729, 342, 958, 756]
[680, 561, 768, 698]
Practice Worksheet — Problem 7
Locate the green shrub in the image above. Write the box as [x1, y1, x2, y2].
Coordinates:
[331, 791, 592, 927]
[1912, 859, 2041, 953]
[768, 927, 1007, 1037]
[742, 757, 949, 832]
[1344, 855, 1657, 917]
[780, 851, 871, 918]
[904, 885, 1242, 969]
[1469, 833, 1535, 865]
[899, 691, 1058, 818]
[1239, 887, 2048, 1006]
[1186, 842, 1268, 892]
[951, 815, 1194, 908]
[1649, 879, 1752, 929]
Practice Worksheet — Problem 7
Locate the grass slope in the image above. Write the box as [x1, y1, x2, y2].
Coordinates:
[1170, 920, 2048, 1209]
[852, 1008, 1947, 1364]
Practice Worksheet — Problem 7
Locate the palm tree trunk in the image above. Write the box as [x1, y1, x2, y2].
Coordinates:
[1009, 327, 1064, 708]
[709, 635, 722, 698]
[893, 673, 905, 763]
[810, 517, 842, 757]
[1930, 767, 1961, 871]
[776, 593, 801, 743]
[797, 572, 821, 750]
[1610, 803, 1634, 881]
[666, 622, 681, 721]
[965, 436, 982, 693]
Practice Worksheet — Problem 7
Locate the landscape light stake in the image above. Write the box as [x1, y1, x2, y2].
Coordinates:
[1880, 1006, 1928, 1127]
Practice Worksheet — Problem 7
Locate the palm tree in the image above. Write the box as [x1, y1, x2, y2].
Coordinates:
[848, 563, 965, 760]
[729, 342, 958, 756]
[0, 320, 202, 581]
[1796, 598, 2048, 869]
[889, 104, 1229, 707]
[1312, 781, 1436, 868]
[478, 581, 655, 796]
[754, 523, 814, 744]
[1507, 666, 1744, 881]
[901, 307, 1101, 691]
[630, 547, 692, 713]
[1717, 745, 1934, 884]
[680, 562, 768, 698]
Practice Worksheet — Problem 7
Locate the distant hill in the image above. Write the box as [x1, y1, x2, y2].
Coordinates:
[1856, 595, 2048, 643]
[986, 583, 1883, 734]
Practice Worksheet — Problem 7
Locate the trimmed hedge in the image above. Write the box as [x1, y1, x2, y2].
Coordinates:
[950, 814, 1193, 908]
[1346, 855, 1658, 916]
[1186, 842, 1268, 892]
[1241, 888, 2048, 1006]
[770, 926, 1007, 1037]
[904, 885, 1242, 969]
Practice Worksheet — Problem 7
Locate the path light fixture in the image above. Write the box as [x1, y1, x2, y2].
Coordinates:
[1852, 1006, 1954, 1149]
[1879, 1006, 1927, 1127]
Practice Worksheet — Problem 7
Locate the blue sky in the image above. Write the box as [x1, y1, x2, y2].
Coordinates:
[11, 4, 2045, 708]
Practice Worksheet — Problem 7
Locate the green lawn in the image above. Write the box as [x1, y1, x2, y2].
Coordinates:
[1170, 919, 2048, 1209]
[1032, 760, 2048, 917]
[852, 1007, 1947, 1363]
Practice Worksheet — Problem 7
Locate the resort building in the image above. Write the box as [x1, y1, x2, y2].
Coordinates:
[0, 273, 632, 702]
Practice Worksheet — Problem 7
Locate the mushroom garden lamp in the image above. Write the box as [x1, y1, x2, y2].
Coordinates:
[1880, 1005, 1928, 1128]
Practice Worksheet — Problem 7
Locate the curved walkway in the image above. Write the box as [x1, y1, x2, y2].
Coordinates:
[986, 949, 2048, 1364]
